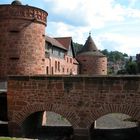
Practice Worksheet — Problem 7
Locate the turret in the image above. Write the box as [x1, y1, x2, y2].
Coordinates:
[0, 1, 48, 79]
[76, 34, 107, 75]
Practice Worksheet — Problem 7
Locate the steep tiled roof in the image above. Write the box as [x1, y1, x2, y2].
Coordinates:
[81, 35, 98, 52]
[54, 37, 72, 50]
[55, 37, 76, 57]
[78, 35, 105, 57]
[45, 36, 67, 51]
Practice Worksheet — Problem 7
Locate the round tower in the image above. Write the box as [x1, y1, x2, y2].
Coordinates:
[76, 34, 107, 75]
[0, 1, 48, 79]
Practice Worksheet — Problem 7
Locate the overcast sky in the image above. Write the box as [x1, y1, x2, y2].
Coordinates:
[1, 0, 140, 56]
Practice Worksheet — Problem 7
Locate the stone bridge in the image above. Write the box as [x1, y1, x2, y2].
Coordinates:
[7, 75, 140, 139]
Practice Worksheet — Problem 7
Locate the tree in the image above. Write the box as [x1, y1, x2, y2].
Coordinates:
[136, 54, 140, 73]
[101, 49, 109, 56]
[125, 60, 138, 74]
[101, 50, 127, 62]
[73, 42, 83, 54]
[123, 53, 128, 57]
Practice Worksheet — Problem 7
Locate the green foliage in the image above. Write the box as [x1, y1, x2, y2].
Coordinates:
[73, 42, 83, 54]
[123, 53, 128, 57]
[117, 69, 127, 75]
[125, 61, 138, 74]
[137, 62, 140, 73]
[101, 49, 127, 62]
[101, 49, 109, 56]
[0, 138, 18, 140]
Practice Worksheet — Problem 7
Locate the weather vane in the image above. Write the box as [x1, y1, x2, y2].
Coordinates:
[89, 31, 91, 36]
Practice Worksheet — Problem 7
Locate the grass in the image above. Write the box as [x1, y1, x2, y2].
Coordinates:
[0, 138, 16, 140]
[0, 138, 26, 140]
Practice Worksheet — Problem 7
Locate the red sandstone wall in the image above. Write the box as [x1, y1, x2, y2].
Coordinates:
[0, 5, 48, 78]
[7, 75, 140, 137]
[77, 55, 107, 75]
[45, 56, 78, 75]
[8, 75, 140, 127]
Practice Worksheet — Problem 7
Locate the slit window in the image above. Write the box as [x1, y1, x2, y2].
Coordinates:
[9, 30, 20, 33]
[9, 57, 19, 60]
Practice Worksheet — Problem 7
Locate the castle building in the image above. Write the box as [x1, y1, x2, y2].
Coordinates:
[45, 36, 79, 75]
[0, 0, 108, 138]
[0, 0, 107, 79]
[76, 34, 107, 75]
[0, 0, 79, 79]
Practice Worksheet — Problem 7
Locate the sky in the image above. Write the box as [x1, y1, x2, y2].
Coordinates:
[1, 0, 140, 56]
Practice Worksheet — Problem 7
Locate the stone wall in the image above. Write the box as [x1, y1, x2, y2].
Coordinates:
[7, 75, 140, 139]
[77, 55, 107, 75]
[45, 56, 78, 75]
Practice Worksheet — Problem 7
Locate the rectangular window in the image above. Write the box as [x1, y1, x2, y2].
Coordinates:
[51, 67, 54, 75]
[58, 61, 60, 72]
[55, 61, 57, 72]
[70, 58, 72, 63]
[52, 47, 54, 54]
[63, 68, 65, 73]
[58, 50, 61, 56]
[46, 66, 49, 74]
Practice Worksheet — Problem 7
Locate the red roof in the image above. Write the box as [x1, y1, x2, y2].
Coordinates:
[45, 36, 67, 50]
[54, 37, 72, 50]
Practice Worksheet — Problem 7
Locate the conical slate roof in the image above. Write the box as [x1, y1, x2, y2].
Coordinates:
[81, 35, 98, 52]
[77, 34, 105, 56]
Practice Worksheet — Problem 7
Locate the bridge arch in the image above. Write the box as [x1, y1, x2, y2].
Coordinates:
[88, 104, 140, 129]
[12, 103, 80, 128]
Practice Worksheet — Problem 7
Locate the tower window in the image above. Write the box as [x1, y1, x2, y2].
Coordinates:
[9, 30, 20, 33]
[9, 57, 19, 60]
